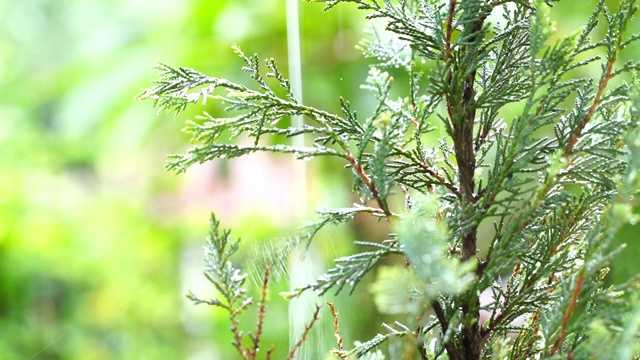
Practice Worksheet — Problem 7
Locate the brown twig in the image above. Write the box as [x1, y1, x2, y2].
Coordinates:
[231, 314, 247, 359]
[445, 0, 456, 62]
[474, 125, 489, 152]
[286, 304, 323, 360]
[564, 57, 616, 157]
[432, 300, 459, 360]
[266, 346, 275, 360]
[345, 149, 393, 221]
[249, 266, 271, 359]
[450, 9, 486, 265]
[550, 273, 585, 355]
[327, 302, 348, 359]
[415, 161, 460, 196]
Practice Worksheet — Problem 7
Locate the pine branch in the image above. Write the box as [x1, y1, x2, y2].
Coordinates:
[185, 214, 252, 359]
[282, 240, 402, 298]
[304, 205, 389, 242]
[344, 321, 414, 358]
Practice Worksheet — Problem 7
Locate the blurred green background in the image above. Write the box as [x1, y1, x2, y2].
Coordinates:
[0, 0, 638, 359]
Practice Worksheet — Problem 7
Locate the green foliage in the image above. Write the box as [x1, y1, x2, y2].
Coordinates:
[142, 0, 640, 358]
[188, 214, 250, 313]
[396, 194, 475, 300]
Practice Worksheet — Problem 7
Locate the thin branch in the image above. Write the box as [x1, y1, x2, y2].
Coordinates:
[415, 161, 461, 196]
[432, 300, 459, 360]
[231, 312, 247, 359]
[482, 262, 521, 343]
[286, 304, 323, 360]
[328, 302, 348, 359]
[445, 0, 457, 62]
[550, 274, 585, 355]
[474, 120, 492, 152]
[249, 266, 271, 359]
[345, 149, 393, 221]
[564, 56, 617, 157]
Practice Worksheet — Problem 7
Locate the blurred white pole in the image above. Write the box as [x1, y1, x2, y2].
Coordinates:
[286, 0, 327, 359]
[286, 0, 306, 213]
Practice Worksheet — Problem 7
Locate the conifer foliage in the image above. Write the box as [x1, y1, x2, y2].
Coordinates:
[140, 0, 640, 358]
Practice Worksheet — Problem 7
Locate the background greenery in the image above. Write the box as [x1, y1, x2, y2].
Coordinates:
[0, 0, 637, 359]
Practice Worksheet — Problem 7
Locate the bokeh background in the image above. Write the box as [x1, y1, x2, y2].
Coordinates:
[1, 0, 638, 359]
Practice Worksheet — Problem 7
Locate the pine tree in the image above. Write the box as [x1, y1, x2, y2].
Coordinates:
[139, 0, 640, 358]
